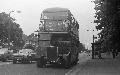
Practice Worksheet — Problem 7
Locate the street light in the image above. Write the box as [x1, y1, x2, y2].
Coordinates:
[87, 29, 97, 59]
[92, 34, 95, 59]
[8, 10, 21, 50]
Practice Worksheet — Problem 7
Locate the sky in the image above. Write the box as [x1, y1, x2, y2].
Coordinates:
[0, 0, 99, 49]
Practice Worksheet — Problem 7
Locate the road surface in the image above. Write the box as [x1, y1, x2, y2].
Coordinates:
[0, 52, 90, 75]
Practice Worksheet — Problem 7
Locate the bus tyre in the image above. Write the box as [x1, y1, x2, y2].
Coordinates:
[37, 59, 42, 68]
[74, 57, 78, 65]
[63, 56, 71, 69]
[37, 57, 46, 68]
[74, 54, 79, 65]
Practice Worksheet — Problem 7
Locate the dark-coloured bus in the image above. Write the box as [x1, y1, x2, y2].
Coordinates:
[36, 7, 79, 68]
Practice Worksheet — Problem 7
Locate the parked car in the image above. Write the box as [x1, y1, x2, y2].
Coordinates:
[12, 48, 36, 64]
[0, 48, 13, 62]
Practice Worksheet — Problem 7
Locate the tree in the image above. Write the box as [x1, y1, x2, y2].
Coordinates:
[27, 33, 38, 45]
[94, 0, 120, 51]
[0, 12, 24, 48]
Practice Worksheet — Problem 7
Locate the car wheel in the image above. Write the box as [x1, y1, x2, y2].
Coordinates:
[1, 58, 7, 62]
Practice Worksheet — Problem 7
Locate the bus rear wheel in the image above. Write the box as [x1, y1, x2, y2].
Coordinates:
[37, 56, 46, 68]
[63, 56, 71, 69]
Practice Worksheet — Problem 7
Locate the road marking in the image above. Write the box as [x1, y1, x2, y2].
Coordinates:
[0, 62, 12, 65]
[65, 70, 73, 75]
[65, 53, 91, 75]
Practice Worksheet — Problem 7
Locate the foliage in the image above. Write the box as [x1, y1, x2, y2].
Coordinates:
[94, 0, 120, 51]
[0, 12, 24, 48]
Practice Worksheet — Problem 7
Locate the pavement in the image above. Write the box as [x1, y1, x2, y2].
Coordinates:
[68, 52, 120, 75]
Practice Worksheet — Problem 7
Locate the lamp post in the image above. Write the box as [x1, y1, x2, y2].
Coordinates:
[87, 29, 97, 59]
[92, 34, 95, 59]
[8, 11, 21, 50]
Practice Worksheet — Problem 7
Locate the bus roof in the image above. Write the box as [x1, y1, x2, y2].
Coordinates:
[43, 7, 70, 13]
[41, 7, 71, 20]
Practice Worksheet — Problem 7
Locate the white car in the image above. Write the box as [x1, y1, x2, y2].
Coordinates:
[13, 49, 36, 64]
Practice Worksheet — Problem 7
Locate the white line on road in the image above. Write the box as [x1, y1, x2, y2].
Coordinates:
[65, 70, 73, 75]
[65, 52, 91, 75]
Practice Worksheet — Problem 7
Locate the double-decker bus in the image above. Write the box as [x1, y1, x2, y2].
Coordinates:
[36, 7, 79, 68]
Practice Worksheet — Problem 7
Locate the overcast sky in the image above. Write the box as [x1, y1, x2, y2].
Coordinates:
[0, 0, 98, 49]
